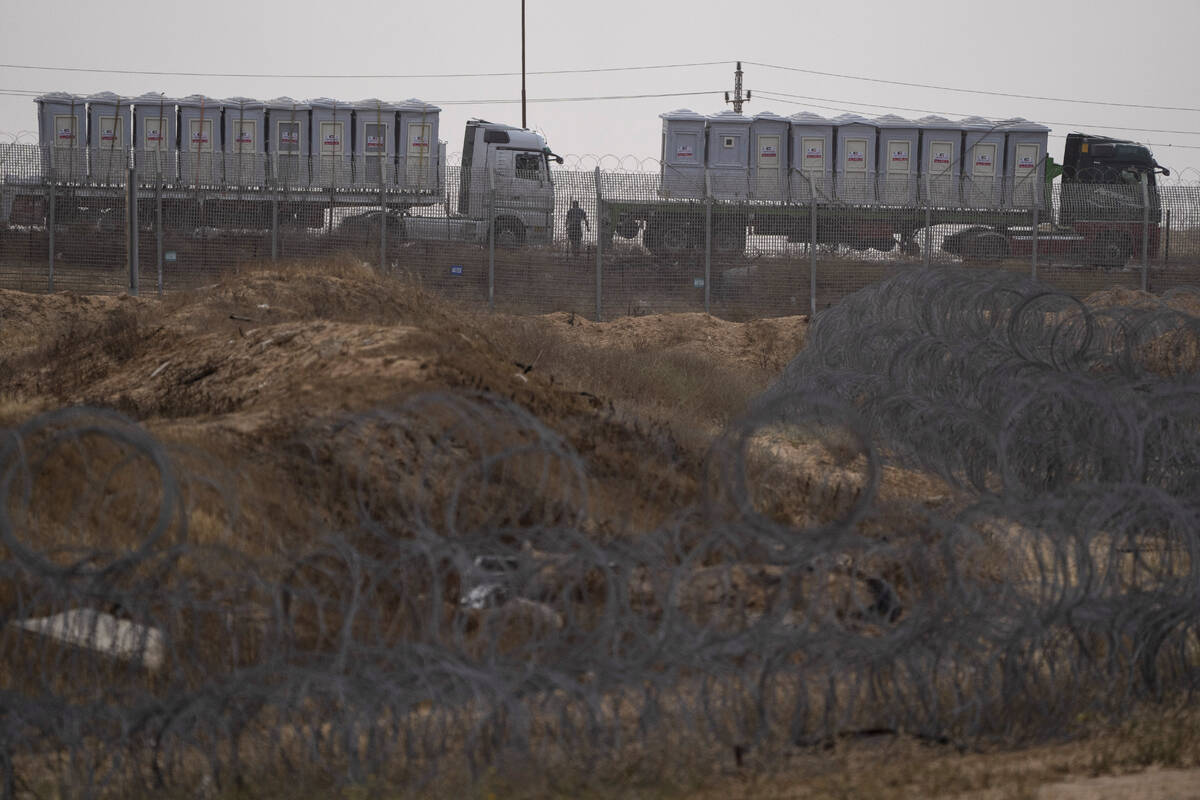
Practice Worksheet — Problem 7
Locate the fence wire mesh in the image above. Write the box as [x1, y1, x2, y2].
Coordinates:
[2, 143, 1200, 317]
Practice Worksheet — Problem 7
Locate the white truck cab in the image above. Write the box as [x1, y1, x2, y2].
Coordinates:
[456, 119, 558, 245]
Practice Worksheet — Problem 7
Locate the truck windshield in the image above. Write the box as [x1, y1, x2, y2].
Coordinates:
[514, 152, 543, 181]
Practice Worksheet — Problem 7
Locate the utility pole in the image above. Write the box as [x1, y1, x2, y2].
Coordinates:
[724, 61, 751, 114]
[521, 0, 527, 128]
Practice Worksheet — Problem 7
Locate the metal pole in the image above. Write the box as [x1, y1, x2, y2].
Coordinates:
[1031, 202, 1039, 281]
[704, 175, 712, 315]
[594, 167, 603, 322]
[521, 0, 527, 129]
[155, 181, 163, 296]
[488, 177, 496, 312]
[127, 167, 139, 296]
[271, 187, 278, 262]
[809, 188, 817, 317]
[47, 182, 55, 292]
[923, 173, 932, 268]
[379, 182, 387, 273]
[1163, 208, 1171, 266]
[1141, 173, 1150, 292]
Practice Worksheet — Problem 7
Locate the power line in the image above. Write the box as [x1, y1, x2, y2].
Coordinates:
[755, 90, 1200, 137]
[0, 87, 722, 106]
[746, 60, 1200, 113]
[0, 60, 730, 80]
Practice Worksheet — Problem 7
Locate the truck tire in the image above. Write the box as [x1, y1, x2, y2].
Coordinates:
[965, 231, 1010, 262]
[659, 224, 691, 254]
[1087, 232, 1131, 268]
[493, 219, 526, 247]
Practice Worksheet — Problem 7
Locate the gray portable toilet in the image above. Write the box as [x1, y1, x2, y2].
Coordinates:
[999, 118, 1050, 208]
[659, 108, 707, 199]
[353, 99, 397, 188]
[962, 116, 1005, 208]
[706, 110, 751, 200]
[833, 113, 877, 204]
[178, 95, 222, 186]
[310, 98, 352, 188]
[86, 92, 132, 184]
[874, 114, 919, 206]
[222, 97, 266, 187]
[133, 93, 177, 184]
[396, 99, 441, 191]
[35, 92, 86, 182]
[916, 115, 962, 207]
[789, 111, 834, 202]
[265, 97, 310, 187]
[750, 111, 789, 201]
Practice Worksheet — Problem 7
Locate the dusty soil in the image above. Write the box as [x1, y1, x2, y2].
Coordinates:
[0, 260, 1196, 798]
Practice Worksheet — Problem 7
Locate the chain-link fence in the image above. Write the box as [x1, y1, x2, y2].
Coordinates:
[3, 142, 1199, 314]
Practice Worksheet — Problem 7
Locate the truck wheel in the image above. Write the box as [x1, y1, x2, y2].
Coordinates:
[1088, 233, 1131, 268]
[616, 214, 640, 239]
[494, 219, 526, 247]
[659, 224, 690, 253]
[965, 231, 1010, 262]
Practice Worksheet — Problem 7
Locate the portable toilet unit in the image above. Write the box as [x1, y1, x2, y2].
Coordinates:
[310, 98, 352, 188]
[222, 97, 266, 187]
[658, 108, 707, 199]
[353, 98, 397, 188]
[178, 95, 222, 186]
[86, 92, 132, 184]
[789, 111, 834, 202]
[396, 98, 441, 191]
[35, 92, 86, 182]
[916, 115, 962, 207]
[749, 111, 789, 201]
[874, 114, 919, 206]
[962, 116, 1005, 208]
[705, 110, 751, 200]
[1000, 118, 1050, 208]
[133, 93, 177, 184]
[265, 97, 310, 187]
[833, 113, 877, 204]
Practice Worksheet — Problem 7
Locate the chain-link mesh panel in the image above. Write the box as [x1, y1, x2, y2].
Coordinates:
[3, 149, 1200, 308]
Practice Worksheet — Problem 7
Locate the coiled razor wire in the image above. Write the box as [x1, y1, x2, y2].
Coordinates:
[0, 268, 1198, 796]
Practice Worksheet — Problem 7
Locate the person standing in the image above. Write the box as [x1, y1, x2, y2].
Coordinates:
[566, 200, 590, 256]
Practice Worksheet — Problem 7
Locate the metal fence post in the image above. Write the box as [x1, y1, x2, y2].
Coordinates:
[1163, 208, 1171, 267]
[155, 181, 164, 295]
[1141, 173, 1150, 292]
[809, 188, 817, 317]
[1031, 202, 1039, 281]
[488, 169, 495, 312]
[704, 173, 712, 315]
[594, 167, 603, 322]
[127, 167, 139, 296]
[379, 182, 387, 274]
[46, 181, 55, 292]
[923, 173, 932, 268]
[270, 187, 279, 262]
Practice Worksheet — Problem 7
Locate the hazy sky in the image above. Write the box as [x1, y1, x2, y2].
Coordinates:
[2, 0, 1198, 177]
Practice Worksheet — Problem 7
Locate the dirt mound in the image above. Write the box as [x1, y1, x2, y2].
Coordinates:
[0, 261, 816, 543]
[1086, 285, 1200, 316]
